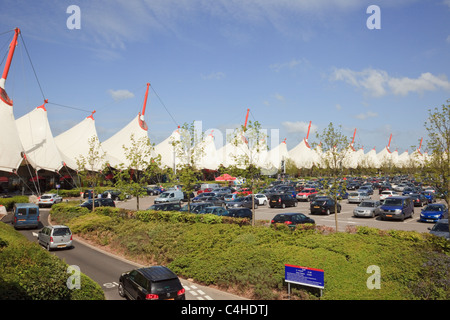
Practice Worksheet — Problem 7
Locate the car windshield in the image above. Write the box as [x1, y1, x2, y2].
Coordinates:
[431, 222, 449, 232]
[53, 227, 71, 236]
[159, 192, 170, 198]
[384, 198, 402, 206]
[424, 205, 443, 211]
[41, 195, 53, 199]
[312, 200, 326, 205]
[349, 192, 359, 196]
[230, 197, 244, 202]
[360, 202, 375, 207]
[151, 279, 182, 294]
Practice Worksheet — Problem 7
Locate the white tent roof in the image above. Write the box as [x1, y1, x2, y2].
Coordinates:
[193, 131, 219, 170]
[154, 128, 181, 169]
[289, 138, 317, 169]
[363, 148, 380, 168]
[54, 112, 107, 172]
[16, 101, 77, 172]
[216, 131, 250, 169]
[267, 139, 290, 170]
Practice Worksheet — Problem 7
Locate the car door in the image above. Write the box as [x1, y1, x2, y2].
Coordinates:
[123, 270, 141, 299]
[38, 227, 49, 246]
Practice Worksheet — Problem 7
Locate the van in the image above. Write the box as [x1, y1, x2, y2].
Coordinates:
[379, 196, 414, 221]
[12, 203, 40, 229]
[200, 183, 220, 191]
[154, 190, 184, 204]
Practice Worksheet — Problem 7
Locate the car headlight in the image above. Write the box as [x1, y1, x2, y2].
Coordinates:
[395, 209, 402, 214]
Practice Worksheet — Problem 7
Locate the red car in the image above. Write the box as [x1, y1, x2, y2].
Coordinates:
[296, 188, 317, 201]
[197, 188, 213, 194]
[233, 188, 252, 196]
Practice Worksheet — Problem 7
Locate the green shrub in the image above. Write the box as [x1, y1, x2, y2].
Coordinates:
[0, 196, 29, 211]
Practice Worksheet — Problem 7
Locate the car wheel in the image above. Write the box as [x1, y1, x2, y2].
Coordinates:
[46, 243, 51, 251]
[282, 203, 286, 209]
[294, 202, 298, 207]
[263, 200, 267, 206]
[118, 283, 125, 298]
[326, 209, 330, 215]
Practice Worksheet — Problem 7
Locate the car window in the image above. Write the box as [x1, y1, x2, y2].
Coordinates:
[17, 208, 27, 216]
[134, 272, 149, 289]
[53, 227, 71, 236]
[151, 279, 182, 294]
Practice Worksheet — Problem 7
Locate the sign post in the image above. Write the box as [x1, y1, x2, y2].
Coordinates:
[285, 264, 324, 298]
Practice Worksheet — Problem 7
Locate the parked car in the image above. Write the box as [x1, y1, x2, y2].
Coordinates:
[310, 198, 341, 215]
[38, 193, 62, 207]
[225, 196, 257, 209]
[254, 193, 268, 205]
[194, 196, 225, 207]
[227, 208, 253, 220]
[147, 203, 182, 211]
[154, 190, 184, 204]
[101, 190, 122, 200]
[224, 193, 239, 202]
[408, 193, 428, 207]
[353, 200, 381, 218]
[379, 196, 414, 221]
[347, 192, 371, 204]
[422, 191, 435, 203]
[192, 192, 215, 202]
[198, 206, 230, 216]
[358, 186, 373, 195]
[38, 225, 73, 251]
[420, 204, 449, 223]
[80, 198, 116, 210]
[428, 219, 449, 240]
[12, 203, 40, 229]
[118, 266, 185, 300]
[269, 194, 298, 208]
[296, 188, 317, 201]
[271, 212, 315, 229]
[180, 202, 213, 214]
[145, 186, 162, 196]
[380, 190, 398, 200]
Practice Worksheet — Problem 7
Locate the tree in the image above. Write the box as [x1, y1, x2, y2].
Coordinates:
[313, 122, 350, 232]
[114, 134, 160, 211]
[76, 136, 107, 212]
[228, 120, 267, 225]
[423, 99, 450, 209]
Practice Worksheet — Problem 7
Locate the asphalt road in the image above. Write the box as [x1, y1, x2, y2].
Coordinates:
[1, 209, 245, 301]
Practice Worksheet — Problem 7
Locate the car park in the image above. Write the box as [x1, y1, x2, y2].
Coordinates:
[428, 219, 449, 240]
[271, 213, 315, 229]
[269, 194, 298, 208]
[296, 188, 317, 201]
[80, 198, 116, 210]
[420, 204, 449, 223]
[310, 198, 341, 215]
[118, 266, 185, 300]
[38, 193, 62, 207]
[379, 196, 414, 221]
[347, 192, 371, 204]
[353, 200, 381, 218]
[38, 225, 73, 251]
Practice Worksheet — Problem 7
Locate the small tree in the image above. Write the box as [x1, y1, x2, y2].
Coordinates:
[423, 99, 450, 209]
[114, 134, 160, 211]
[313, 123, 350, 232]
[76, 136, 107, 212]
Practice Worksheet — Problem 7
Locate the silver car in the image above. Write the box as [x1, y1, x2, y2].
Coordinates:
[353, 200, 381, 218]
[38, 193, 63, 208]
[38, 225, 73, 250]
[347, 192, 371, 204]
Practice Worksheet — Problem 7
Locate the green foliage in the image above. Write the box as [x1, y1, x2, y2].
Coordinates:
[0, 196, 29, 211]
[0, 222, 104, 300]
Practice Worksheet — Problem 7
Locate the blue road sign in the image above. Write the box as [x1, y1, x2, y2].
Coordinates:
[285, 264, 324, 289]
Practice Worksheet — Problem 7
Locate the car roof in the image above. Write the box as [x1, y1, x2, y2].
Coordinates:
[15, 203, 39, 208]
[138, 266, 178, 282]
[275, 212, 302, 216]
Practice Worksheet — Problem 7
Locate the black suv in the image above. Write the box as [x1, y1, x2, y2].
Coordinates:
[147, 203, 182, 211]
[80, 198, 115, 210]
[118, 266, 185, 300]
[269, 194, 298, 208]
[310, 198, 341, 215]
[271, 213, 315, 228]
[180, 202, 214, 214]
[227, 208, 253, 219]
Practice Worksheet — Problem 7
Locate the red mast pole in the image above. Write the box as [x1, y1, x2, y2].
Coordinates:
[141, 83, 150, 117]
[1, 28, 20, 86]
[306, 121, 311, 140]
[244, 108, 249, 129]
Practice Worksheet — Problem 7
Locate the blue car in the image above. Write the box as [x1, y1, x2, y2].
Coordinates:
[422, 191, 435, 203]
[420, 204, 449, 223]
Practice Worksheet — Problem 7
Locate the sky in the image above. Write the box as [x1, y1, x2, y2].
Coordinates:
[1, 0, 450, 155]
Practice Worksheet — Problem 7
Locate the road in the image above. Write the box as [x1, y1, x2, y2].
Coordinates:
[1, 209, 245, 301]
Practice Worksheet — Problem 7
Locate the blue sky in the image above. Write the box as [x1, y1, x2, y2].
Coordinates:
[1, 0, 450, 154]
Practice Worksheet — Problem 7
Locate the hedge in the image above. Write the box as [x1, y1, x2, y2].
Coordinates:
[0, 196, 29, 211]
[0, 222, 104, 300]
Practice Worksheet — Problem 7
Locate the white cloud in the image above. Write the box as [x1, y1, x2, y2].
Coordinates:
[446, 35, 450, 44]
[201, 72, 226, 80]
[273, 93, 285, 102]
[354, 111, 378, 120]
[270, 58, 307, 72]
[282, 121, 317, 135]
[335, 104, 342, 111]
[108, 89, 135, 101]
[331, 67, 450, 97]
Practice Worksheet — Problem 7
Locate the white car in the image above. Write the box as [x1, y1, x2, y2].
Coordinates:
[380, 190, 397, 200]
[38, 193, 63, 207]
[254, 193, 268, 205]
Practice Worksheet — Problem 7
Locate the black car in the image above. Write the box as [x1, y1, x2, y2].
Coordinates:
[101, 190, 122, 200]
[180, 202, 214, 214]
[147, 203, 182, 211]
[80, 198, 115, 210]
[196, 196, 225, 207]
[227, 208, 253, 219]
[409, 193, 428, 207]
[225, 196, 257, 209]
[118, 266, 185, 300]
[271, 213, 315, 228]
[310, 198, 341, 215]
[269, 194, 298, 208]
